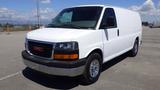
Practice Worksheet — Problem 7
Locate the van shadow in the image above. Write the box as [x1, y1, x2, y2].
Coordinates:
[22, 53, 128, 89]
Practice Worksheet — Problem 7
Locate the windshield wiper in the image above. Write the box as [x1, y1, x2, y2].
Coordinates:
[59, 23, 83, 29]
[47, 23, 92, 29]
[47, 23, 81, 29]
[47, 24, 59, 28]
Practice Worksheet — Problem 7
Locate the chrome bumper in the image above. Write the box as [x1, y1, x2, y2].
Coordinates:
[23, 60, 85, 77]
[22, 51, 86, 77]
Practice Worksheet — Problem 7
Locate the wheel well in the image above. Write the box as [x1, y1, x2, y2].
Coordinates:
[87, 49, 103, 61]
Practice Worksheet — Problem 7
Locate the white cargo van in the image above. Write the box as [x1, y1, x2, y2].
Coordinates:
[22, 5, 142, 84]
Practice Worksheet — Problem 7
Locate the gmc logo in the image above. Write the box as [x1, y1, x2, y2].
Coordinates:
[33, 46, 44, 52]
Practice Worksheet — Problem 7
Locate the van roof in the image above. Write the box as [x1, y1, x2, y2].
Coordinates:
[76, 4, 106, 7]
[73, 4, 125, 8]
[71, 4, 108, 8]
[70, 4, 137, 13]
[70, 4, 121, 10]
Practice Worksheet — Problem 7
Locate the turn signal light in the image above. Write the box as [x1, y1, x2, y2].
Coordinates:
[53, 54, 78, 60]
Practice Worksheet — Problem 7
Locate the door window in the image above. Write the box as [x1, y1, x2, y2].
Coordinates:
[100, 8, 117, 29]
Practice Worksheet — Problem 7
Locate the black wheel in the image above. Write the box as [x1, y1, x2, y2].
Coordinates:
[129, 39, 139, 57]
[81, 53, 102, 84]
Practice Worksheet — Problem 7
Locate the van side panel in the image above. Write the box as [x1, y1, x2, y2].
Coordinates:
[114, 8, 142, 51]
[102, 7, 142, 63]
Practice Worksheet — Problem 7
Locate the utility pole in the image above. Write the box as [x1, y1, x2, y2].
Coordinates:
[36, 0, 40, 28]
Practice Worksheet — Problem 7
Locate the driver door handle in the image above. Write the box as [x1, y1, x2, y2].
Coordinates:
[117, 29, 119, 36]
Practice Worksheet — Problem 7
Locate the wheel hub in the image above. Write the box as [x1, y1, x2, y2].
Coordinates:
[89, 59, 100, 78]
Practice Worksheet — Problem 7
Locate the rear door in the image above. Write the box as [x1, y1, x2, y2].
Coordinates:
[100, 8, 120, 62]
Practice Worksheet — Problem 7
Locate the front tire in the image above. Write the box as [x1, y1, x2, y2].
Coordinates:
[81, 53, 102, 84]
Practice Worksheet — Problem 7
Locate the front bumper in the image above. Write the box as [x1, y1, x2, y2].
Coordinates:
[22, 50, 86, 77]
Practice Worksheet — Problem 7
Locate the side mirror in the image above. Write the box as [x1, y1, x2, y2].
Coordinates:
[100, 21, 107, 29]
[106, 17, 115, 28]
[100, 16, 115, 29]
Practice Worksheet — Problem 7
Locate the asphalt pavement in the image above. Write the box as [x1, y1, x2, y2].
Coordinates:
[0, 27, 160, 90]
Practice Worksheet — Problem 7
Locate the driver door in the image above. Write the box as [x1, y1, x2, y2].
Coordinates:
[100, 8, 120, 62]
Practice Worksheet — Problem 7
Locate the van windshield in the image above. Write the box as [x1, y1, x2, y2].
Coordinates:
[47, 7, 102, 29]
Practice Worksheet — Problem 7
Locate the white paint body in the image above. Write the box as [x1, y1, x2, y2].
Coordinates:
[26, 5, 142, 63]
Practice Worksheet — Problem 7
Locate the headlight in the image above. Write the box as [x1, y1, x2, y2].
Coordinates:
[55, 42, 78, 50]
[53, 42, 79, 61]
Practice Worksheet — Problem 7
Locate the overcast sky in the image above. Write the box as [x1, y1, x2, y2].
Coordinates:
[0, 0, 160, 24]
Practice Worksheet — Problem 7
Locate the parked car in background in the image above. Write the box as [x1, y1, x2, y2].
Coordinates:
[149, 22, 160, 28]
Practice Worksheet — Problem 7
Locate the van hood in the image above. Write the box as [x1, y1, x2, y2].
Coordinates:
[27, 28, 92, 42]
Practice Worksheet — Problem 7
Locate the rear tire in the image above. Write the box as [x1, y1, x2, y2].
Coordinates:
[81, 53, 102, 84]
[129, 39, 139, 57]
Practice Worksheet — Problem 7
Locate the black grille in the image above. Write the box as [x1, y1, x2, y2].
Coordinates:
[28, 41, 53, 58]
